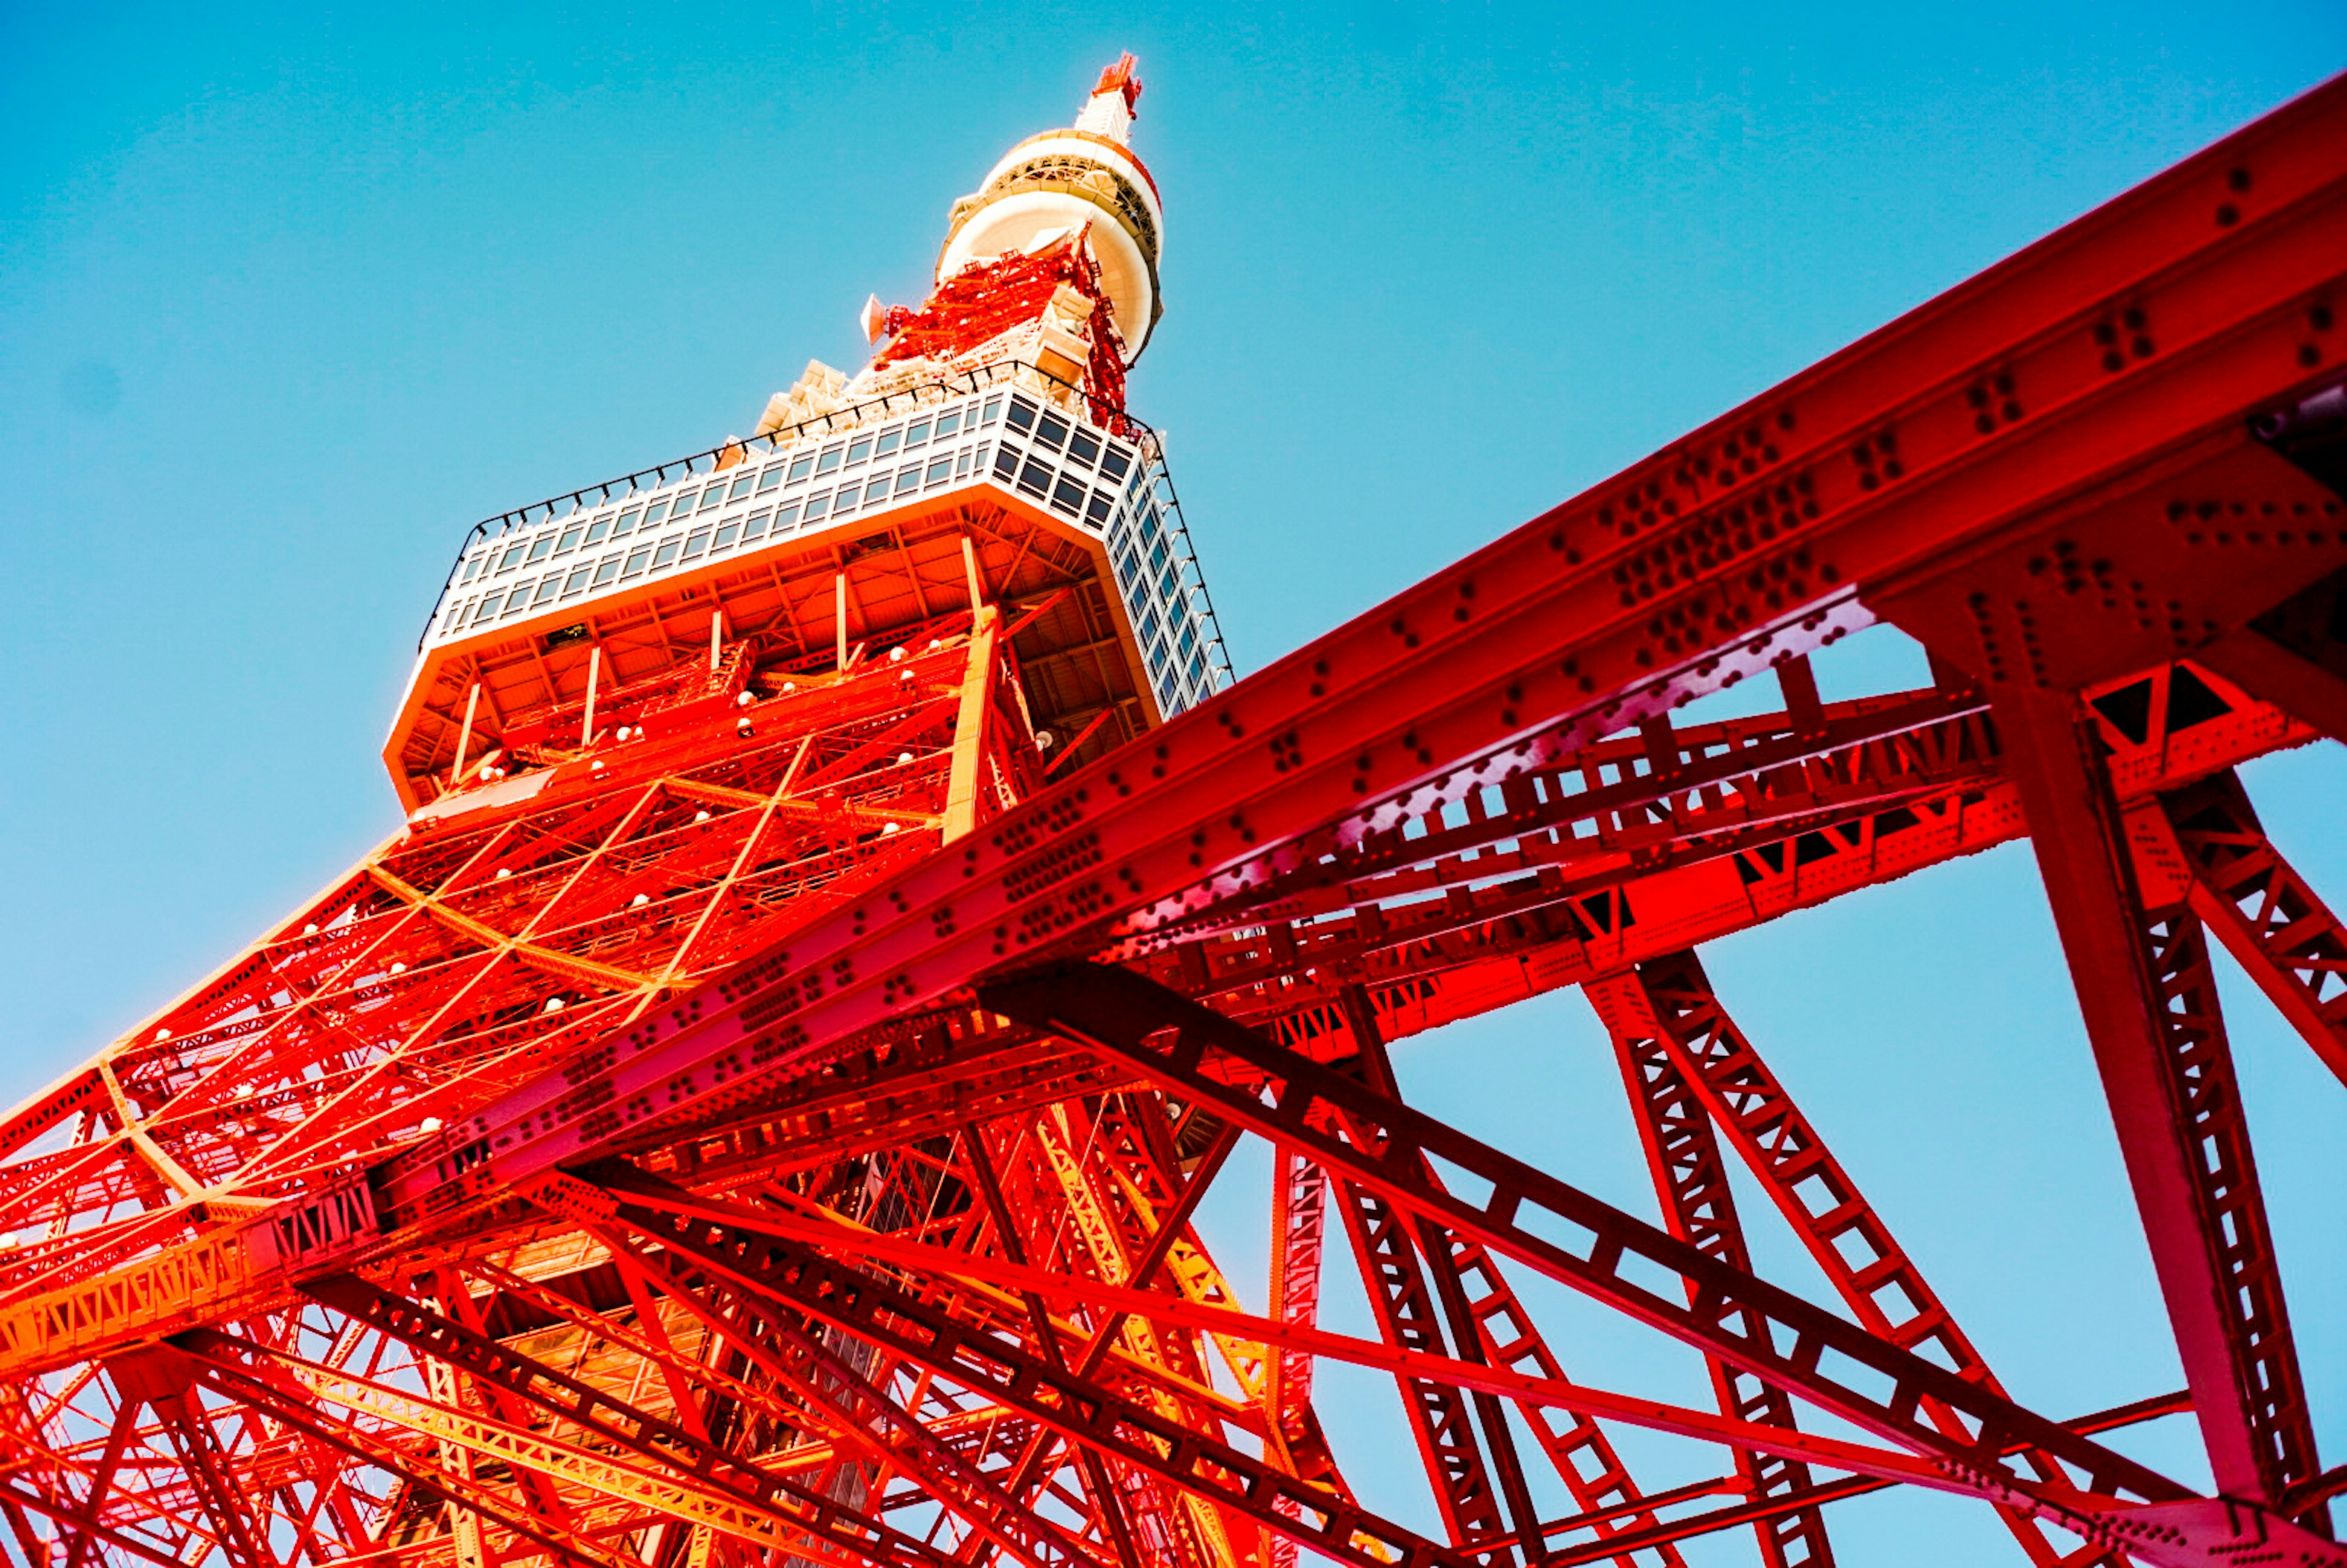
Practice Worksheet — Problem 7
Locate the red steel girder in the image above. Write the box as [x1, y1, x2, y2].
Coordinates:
[1336, 987, 1686, 1568]
[9, 67, 2347, 1568]
[336, 76, 2347, 1251]
[1587, 973, 1835, 1568]
[1587, 951, 2115, 1567]
[1979, 689, 2326, 1530]
[294, 1271, 1094, 1568]
[564, 1162, 1464, 1568]
[972, 961, 2347, 1567]
[1328, 1163, 1526, 1562]
[2156, 768, 2347, 1087]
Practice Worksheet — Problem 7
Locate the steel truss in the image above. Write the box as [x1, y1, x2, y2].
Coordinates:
[7, 67, 2347, 1568]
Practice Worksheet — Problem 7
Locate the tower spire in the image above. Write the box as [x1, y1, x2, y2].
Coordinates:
[927, 52, 1164, 362]
[1076, 51, 1142, 144]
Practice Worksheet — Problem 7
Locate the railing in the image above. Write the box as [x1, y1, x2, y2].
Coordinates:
[414, 361, 1236, 706]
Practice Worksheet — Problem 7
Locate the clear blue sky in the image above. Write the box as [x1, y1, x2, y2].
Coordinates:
[4, 4, 2343, 1563]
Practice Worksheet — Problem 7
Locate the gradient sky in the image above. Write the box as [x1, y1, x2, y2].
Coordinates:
[5, 4, 2345, 1563]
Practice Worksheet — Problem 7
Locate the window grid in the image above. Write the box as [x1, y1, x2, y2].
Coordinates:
[423, 379, 1235, 717]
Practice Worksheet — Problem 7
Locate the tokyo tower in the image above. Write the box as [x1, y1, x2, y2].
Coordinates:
[6, 52, 2347, 1568]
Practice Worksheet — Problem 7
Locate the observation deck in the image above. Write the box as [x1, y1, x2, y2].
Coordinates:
[384, 364, 1230, 811]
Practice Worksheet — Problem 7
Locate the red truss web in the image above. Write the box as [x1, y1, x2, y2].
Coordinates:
[875, 229, 1133, 430]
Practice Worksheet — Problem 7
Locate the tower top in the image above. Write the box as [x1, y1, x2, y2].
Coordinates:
[1076, 53, 1142, 144]
[933, 53, 1164, 359]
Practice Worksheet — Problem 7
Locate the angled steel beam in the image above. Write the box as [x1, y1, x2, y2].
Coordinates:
[974, 961, 2347, 1567]
[1586, 972, 1835, 1568]
[1592, 950, 2125, 1567]
[1339, 986, 1686, 1568]
[1993, 689, 2325, 1530]
[305, 1269, 1095, 1568]
[2156, 769, 2347, 1087]
[565, 1162, 1473, 1568]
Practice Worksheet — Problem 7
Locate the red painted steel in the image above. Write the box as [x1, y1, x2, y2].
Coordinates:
[6, 62, 2347, 1568]
[1588, 972, 1837, 1568]
[2159, 769, 2347, 1086]
[1591, 952, 2117, 1566]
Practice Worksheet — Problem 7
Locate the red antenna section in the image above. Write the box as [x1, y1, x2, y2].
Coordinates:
[1094, 51, 1142, 115]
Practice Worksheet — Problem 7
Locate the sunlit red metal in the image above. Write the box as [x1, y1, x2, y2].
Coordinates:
[5, 56, 2347, 1568]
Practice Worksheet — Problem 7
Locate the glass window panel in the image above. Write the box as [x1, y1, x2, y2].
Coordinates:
[562, 566, 592, 596]
[757, 465, 784, 493]
[774, 502, 801, 530]
[614, 508, 643, 537]
[592, 557, 621, 587]
[503, 590, 534, 618]
[936, 409, 962, 437]
[958, 449, 974, 477]
[584, 519, 611, 545]
[556, 526, 584, 554]
[1018, 458, 1052, 496]
[875, 430, 901, 456]
[713, 522, 740, 549]
[526, 537, 555, 564]
[791, 455, 816, 481]
[653, 538, 681, 568]
[993, 447, 1019, 480]
[927, 458, 952, 486]
[622, 545, 653, 579]
[1036, 413, 1069, 450]
[673, 488, 700, 511]
[895, 467, 919, 496]
[643, 500, 670, 526]
[740, 510, 768, 542]
[847, 437, 873, 464]
[1099, 446, 1131, 481]
[816, 447, 843, 475]
[1086, 493, 1113, 525]
[461, 558, 483, 582]
[1051, 475, 1085, 513]
[982, 395, 1004, 425]
[905, 418, 931, 446]
[472, 593, 503, 622]
[1004, 398, 1034, 433]
[699, 488, 725, 512]
[532, 577, 561, 606]
[1067, 429, 1100, 465]
[804, 492, 831, 521]
[683, 528, 711, 560]
[729, 474, 755, 500]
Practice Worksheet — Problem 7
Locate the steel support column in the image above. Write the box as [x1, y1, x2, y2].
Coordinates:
[1996, 689, 2326, 1529]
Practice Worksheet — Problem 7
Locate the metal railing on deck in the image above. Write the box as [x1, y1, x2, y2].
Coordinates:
[414, 361, 1236, 706]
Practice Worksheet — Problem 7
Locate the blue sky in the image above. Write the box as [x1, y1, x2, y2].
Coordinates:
[4, 4, 2344, 1563]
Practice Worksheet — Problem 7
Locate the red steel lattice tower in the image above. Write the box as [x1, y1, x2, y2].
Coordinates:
[5, 54, 2347, 1568]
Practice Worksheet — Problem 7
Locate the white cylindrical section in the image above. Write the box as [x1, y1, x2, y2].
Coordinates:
[975, 134, 1162, 237]
[938, 192, 1155, 354]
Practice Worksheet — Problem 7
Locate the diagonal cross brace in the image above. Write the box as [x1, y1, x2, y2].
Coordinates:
[975, 965, 2214, 1530]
